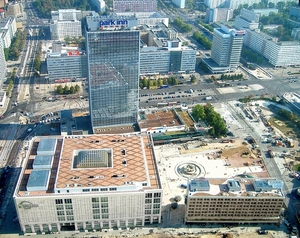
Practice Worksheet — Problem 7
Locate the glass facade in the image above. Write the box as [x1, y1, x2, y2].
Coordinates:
[86, 31, 140, 130]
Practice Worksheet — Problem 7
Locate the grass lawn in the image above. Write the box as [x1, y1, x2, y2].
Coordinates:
[269, 117, 299, 139]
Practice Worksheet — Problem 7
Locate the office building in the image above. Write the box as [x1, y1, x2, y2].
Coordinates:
[0, 40, 6, 85]
[234, 8, 259, 30]
[50, 10, 82, 41]
[185, 178, 285, 224]
[86, 17, 140, 131]
[203, 25, 245, 73]
[205, 8, 234, 23]
[51, 9, 83, 21]
[244, 29, 300, 66]
[13, 135, 163, 233]
[50, 20, 82, 41]
[46, 51, 87, 81]
[253, 8, 278, 17]
[0, 16, 17, 48]
[172, 0, 185, 8]
[6, 2, 24, 18]
[90, 0, 106, 13]
[113, 0, 157, 14]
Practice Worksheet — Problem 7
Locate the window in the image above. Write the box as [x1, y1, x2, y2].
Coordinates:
[101, 203, 108, 208]
[55, 199, 63, 204]
[101, 197, 108, 202]
[93, 209, 100, 214]
[65, 205, 73, 210]
[109, 188, 117, 191]
[64, 199, 72, 204]
[102, 209, 108, 213]
[58, 216, 65, 221]
[67, 216, 74, 221]
[92, 203, 100, 208]
[145, 193, 152, 198]
[56, 205, 64, 210]
[100, 188, 108, 191]
[92, 198, 99, 203]
[57, 211, 64, 216]
[154, 198, 160, 203]
[153, 204, 160, 209]
[145, 199, 152, 204]
[145, 210, 151, 214]
[102, 214, 109, 219]
[93, 214, 100, 219]
[83, 189, 90, 192]
[154, 193, 161, 197]
[92, 188, 99, 192]
[66, 210, 73, 215]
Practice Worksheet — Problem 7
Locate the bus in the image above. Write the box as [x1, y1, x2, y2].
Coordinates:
[168, 102, 178, 106]
[157, 102, 168, 107]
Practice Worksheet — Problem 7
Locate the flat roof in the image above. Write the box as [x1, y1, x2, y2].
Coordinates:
[188, 178, 284, 198]
[16, 134, 161, 197]
[33, 155, 53, 167]
[138, 109, 182, 129]
[27, 170, 50, 191]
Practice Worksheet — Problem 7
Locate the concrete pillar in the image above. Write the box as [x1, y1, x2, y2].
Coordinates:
[40, 224, 43, 232]
[100, 221, 103, 229]
[30, 225, 35, 233]
[133, 219, 136, 227]
[91, 221, 95, 229]
[117, 220, 120, 228]
[83, 221, 86, 230]
[48, 224, 52, 232]
[150, 216, 153, 224]
[108, 220, 112, 229]
[158, 214, 161, 223]
[142, 219, 145, 226]
[21, 225, 26, 233]
[125, 219, 128, 228]
[74, 222, 78, 231]
[57, 223, 61, 232]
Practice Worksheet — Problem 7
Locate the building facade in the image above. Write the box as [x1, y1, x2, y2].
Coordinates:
[14, 135, 163, 234]
[0, 16, 17, 48]
[211, 25, 245, 70]
[113, 0, 157, 13]
[140, 44, 196, 75]
[86, 27, 140, 130]
[205, 8, 234, 23]
[50, 20, 82, 41]
[46, 52, 87, 81]
[244, 29, 300, 66]
[0, 39, 6, 84]
[185, 178, 285, 224]
[234, 8, 260, 30]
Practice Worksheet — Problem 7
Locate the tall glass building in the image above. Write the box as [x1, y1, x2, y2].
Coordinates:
[86, 30, 140, 131]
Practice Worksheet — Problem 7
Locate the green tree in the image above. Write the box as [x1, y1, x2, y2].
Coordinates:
[191, 75, 196, 83]
[74, 85, 80, 93]
[192, 104, 206, 121]
[69, 86, 75, 94]
[56, 85, 64, 94]
[63, 85, 70, 94]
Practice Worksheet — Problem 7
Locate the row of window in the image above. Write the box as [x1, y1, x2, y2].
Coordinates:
[189, 198, 283, 202]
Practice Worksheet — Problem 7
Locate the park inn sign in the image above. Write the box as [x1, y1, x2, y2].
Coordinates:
[99, 19, 128, 28]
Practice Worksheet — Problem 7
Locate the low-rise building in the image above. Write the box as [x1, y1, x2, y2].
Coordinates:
[14, 134, 163, 233]
[185, 178, 285, 224]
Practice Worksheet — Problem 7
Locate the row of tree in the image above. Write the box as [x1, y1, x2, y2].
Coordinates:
[192, 104, 227, 138]
[55, 85, 81, 94]
[278, 109, 300, 129]
[241, 46, 263, 65]
[220, 74, 244, 81]
[198, 21, 214, 32]
[34, 43, 42, 73]
[33, 0, 91, 18]
[64, 36, 85, 48]
[139, 77, 179, 89]
[6, 68, 16, 96]
[192, 32, 212, 50]
[4, 29, 26, 61]
[172, 18, 193, 33]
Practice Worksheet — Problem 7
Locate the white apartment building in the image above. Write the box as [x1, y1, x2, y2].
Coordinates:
[0, 16, 17, 48]
[140, 43, 196, 75]
[205, 8, 234, 23]
[244, 29, 300, 66]
[46, 52, 87, 81]
[185, 178, 285, 224]
[51, 9, 82, 21]
[0, 40, 6, 84]
[50, 20, 82, 41]
[14, 135, 163, 234]
[234, 8, 260, 30]
[90, 0, 106, 13]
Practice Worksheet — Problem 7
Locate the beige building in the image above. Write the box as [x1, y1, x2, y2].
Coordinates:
[185, 178, 284, 224]
[13, 134, 162, 234]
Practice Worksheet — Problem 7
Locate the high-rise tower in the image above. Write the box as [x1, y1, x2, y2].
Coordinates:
[0, 40, 6, 85]
[211, 25, 245, 71]
[86, 29, 140, 132]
